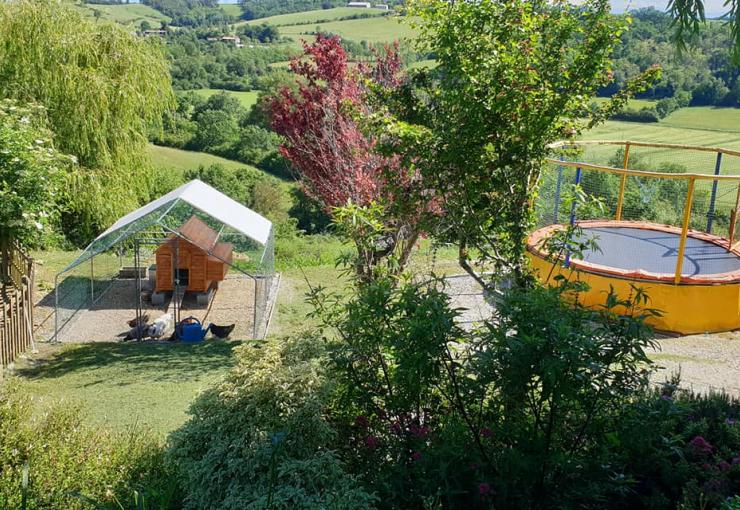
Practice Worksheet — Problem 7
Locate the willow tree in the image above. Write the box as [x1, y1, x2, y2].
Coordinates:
[0, 0, 174, 244]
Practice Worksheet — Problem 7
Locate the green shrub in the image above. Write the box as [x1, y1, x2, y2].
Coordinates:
[611, 106, 661, 122]
[168, 335, 376, 510]
[0, 381, 179, 510]
[307, 266, 658, 508]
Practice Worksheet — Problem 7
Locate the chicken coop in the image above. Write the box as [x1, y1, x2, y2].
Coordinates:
[50, 180, 278, 343]
[153, 216, 234, 303]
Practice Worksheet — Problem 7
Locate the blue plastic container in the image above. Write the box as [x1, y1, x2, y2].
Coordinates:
[178, 317, 207, 343]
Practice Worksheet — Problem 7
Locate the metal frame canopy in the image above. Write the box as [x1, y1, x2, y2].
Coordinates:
[63, 179, 273, 274]
[52, 180, 277, 342]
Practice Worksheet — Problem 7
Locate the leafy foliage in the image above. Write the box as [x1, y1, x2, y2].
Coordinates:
[0, 382, 179, 510]
[270, 36, 437, 280]
[169, 335, 376, 510]
[381, 0, 658, 289]
[0, 0, 175, 245]
[0, 101, 71, 247]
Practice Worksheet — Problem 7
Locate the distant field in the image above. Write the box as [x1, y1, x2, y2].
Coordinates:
[147, 144, 259, 174]
[279, 15, 416, 48]
[662, 107, 740, 133]
[220, 4, 242, 17]
[189, 89, 260, 109]
[592, 97, 657, 110]
[577, 118, 740, 177]
[75, 3, 170, 27]
[241, 7, 388, 27]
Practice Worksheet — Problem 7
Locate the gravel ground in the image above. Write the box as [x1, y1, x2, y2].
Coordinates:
[443, 274, 740, 396]
[54, 275, 256, 343]
[650, 332, 740, 396]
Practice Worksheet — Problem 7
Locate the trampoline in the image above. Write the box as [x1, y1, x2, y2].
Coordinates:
[527, 221, 740, 334]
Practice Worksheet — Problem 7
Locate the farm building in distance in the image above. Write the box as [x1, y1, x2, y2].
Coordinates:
[347, 2, 371, 7]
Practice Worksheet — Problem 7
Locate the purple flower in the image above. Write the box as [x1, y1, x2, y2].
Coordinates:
[733, 457, 740, 465]
[726, 418, 736, 426]
[719, 461, 731, 472]
[354, 415, 369, 428]
[365, 435, 380, 449]
[409, 424, 430, 438]
[660, 394, 673, 402]
[478, 483, 491, 495]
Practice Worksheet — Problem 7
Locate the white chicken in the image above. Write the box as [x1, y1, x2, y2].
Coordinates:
[146, 313, 172, 339]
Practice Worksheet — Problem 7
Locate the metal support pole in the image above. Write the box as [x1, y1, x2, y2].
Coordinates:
[674, 177, 696, 284]
[53, 274, 59, 343]
[90, 257, 94, 305]
[706, 152, 723, 233]
[565, 167, 583, 267]
[553, 157, 564, 224]
[615, 143, 631, 220]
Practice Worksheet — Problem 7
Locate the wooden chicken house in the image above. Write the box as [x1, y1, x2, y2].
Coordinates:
[154, 216, 233, 295]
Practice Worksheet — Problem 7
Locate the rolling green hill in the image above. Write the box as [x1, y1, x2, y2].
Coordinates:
[75, 3, 171, 27]
[147, 144, 259, 174]
[241, 6, 389, 27]
[190, 88, 260, 109]
[278, 15, 417, 48]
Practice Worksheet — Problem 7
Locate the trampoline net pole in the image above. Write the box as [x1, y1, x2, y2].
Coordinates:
[706, 152, 723, 233]
[615, 143, 630, 221]
[674, 177, 696, 284]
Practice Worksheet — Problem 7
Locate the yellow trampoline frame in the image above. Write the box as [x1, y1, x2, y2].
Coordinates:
[530, 141, 740, 335]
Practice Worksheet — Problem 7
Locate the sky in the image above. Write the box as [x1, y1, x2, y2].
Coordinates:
[610, 0, 730, 17]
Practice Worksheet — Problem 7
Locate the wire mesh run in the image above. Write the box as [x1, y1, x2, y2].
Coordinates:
[52, 199, 277, 343]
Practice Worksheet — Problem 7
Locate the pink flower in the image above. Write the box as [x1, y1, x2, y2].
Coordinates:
[354, 415, 369, 428]
[411, 451, 422, 462]
[478, 483, 491, 495]
[719, 461, 731, 472]
[365, 435, 380, 449]
[702, 463, 713, 471]
[690, 436, 713, 455]
[480, 427, 493, 438]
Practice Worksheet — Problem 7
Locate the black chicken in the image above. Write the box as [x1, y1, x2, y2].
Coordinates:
[208, 323, 235, 339]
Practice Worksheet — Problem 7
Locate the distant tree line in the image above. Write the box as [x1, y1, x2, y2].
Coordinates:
[143, 0, 234, 26]
[601, 8, 740, 107]
[167, 30, 293, 90]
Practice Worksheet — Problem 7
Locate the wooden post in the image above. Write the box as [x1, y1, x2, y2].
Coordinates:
[674, 177, 696, 284]
[615, 143, 631, 221]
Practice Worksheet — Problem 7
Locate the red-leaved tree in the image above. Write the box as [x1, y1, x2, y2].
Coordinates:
[270, 35, 434, 279]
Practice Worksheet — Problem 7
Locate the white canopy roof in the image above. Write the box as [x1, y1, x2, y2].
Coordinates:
[97, 179, 273, 245]
[59, 179, 274, 274]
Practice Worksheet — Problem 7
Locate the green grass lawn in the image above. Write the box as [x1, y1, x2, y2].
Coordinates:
[147, 144, 260, 174]
[279, 15, 417, 48]
[12, 341, 236, 436]
[241, 7, 389, 27]
[75, 3, 170, 27]
[188, 88, 260, 109]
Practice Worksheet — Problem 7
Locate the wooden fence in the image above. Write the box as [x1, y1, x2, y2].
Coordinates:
[0, 237, 35, 374]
